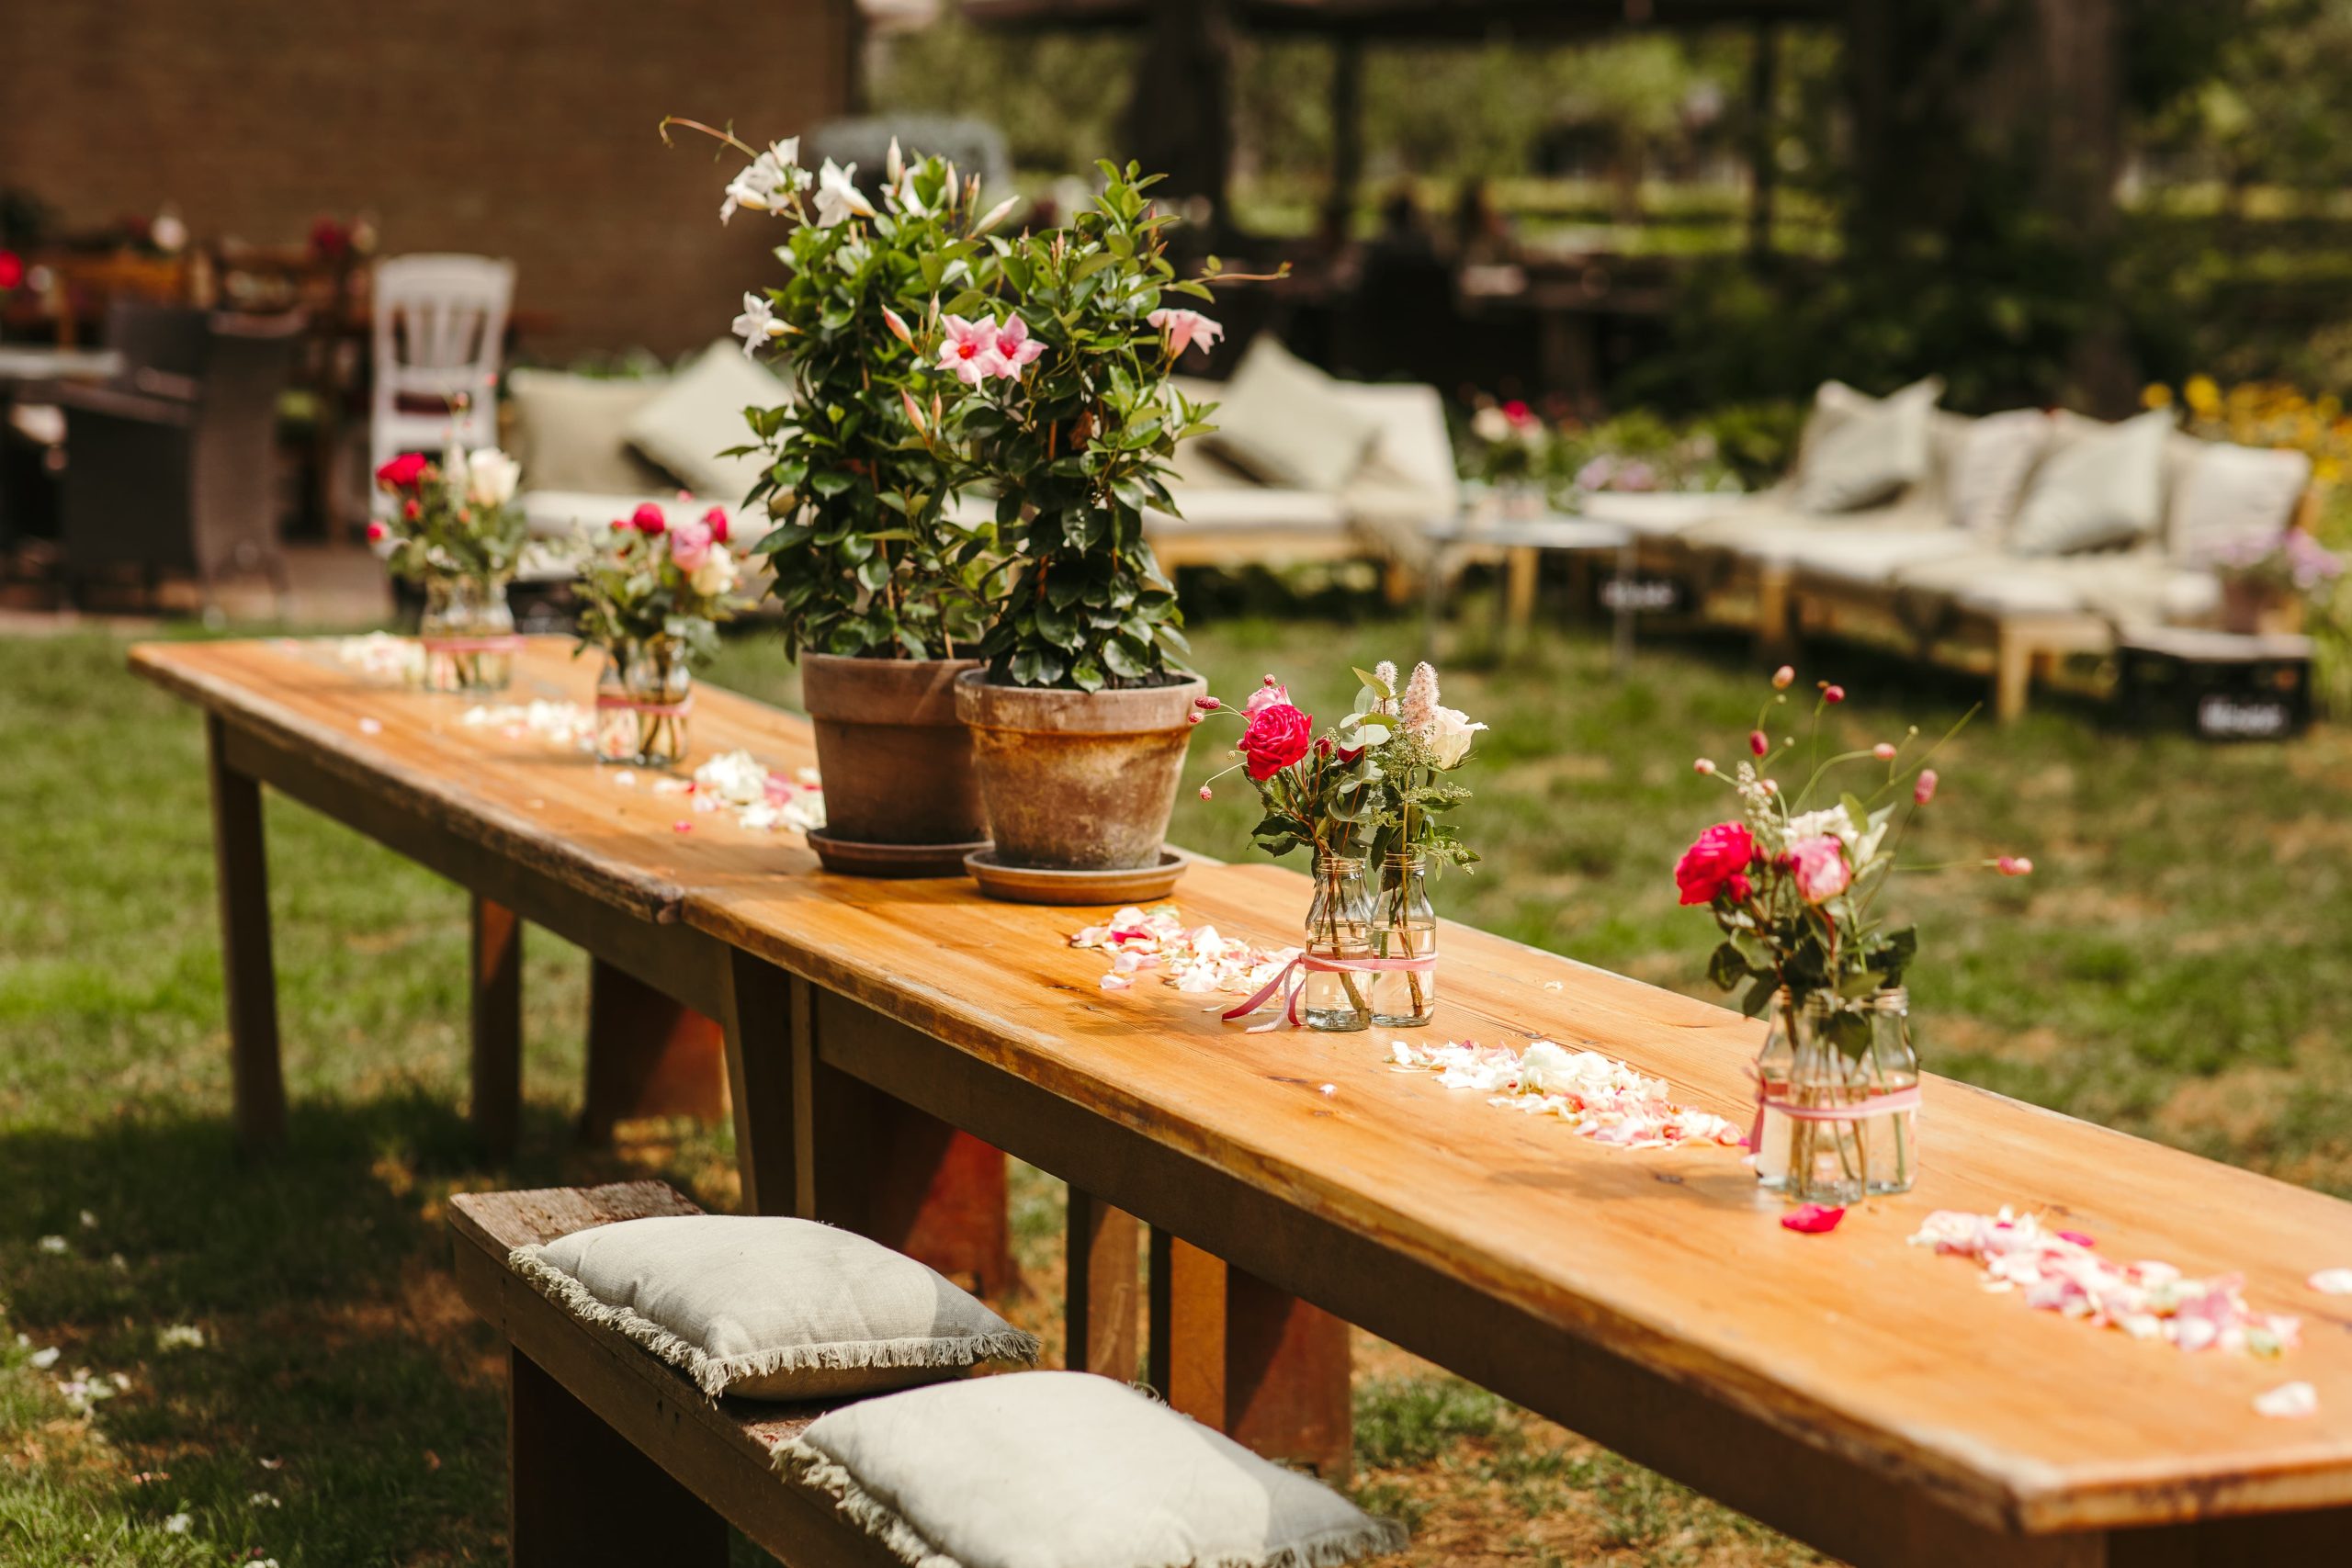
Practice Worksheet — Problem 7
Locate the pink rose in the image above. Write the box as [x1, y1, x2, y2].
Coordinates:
[375, 452, 428, 491]
[1238, 704, 1313, 781]
[669, 514, 714, 572]
[1244, 678, 1291, 717]
[702, 505, 731, 544]
[631, 502, 667, 536]
[1784, 836, 1851, 904]
[364, 519, 388, 544]
[1674, 822, 1757, 906]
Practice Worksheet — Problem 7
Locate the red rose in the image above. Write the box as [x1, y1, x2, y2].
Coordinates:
[1674, 821, 1757, 906]
[374, 452, 428, 491]
[702, 505, 730, 544]
[0, 251, 23, 291]
[631, 502, 667, 536]
[1238, 703, 1313, 781]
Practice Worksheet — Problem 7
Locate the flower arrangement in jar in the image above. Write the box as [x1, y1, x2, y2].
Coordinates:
[573, 501, 744, 768]
[1676, 669, 2034, 1205]
[1197, 661, 1481, 1031]
[369, 445, 529, 694]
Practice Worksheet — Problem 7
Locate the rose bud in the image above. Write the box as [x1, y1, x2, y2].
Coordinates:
[632, 502, 666, 536]
[1915, 769, 1939, 805]
[1187, 711, 1204, 725]
[1198, 784, 1214, 800]
[402, 499, 420, 521]
[1193, 695, 1220, 710]
[1693, 758, 1716, 775]
[702, 506, 730, 543]
[1997, 855, 2034, 876]
[1873, 742, 1896, 761]
[1823, 684, 1846, 704]
[1748, 729, 1769, 757]
[1771, 665, 1795, 690]
[365, 520, 388, 544]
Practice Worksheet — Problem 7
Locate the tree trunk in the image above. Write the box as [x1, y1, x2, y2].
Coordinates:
[1125, 0, 1236, 235]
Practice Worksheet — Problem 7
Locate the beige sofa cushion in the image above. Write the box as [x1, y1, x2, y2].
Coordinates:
[1792, 378, 1941, 513]
[508, 369, 678, 495]
[2166, 440, 2310, 558]
[1946, 409, 2052, 536]
[2008, 410, 2173, 555]
[625, 341, 789, 505]
[778, 1371, 1408, 1568]
[1200, 337, 1379, 493]
[512, 1214, 1037, 1401]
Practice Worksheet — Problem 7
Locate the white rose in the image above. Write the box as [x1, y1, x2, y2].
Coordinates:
[689, 544, 738, 598]
[1426, 705, 1486, 769]
[465, 447, 520, 507]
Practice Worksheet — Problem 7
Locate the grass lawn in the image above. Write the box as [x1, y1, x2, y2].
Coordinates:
[3, 609, 2347, 1565]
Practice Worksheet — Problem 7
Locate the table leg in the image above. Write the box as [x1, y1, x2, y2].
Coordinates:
[507, 1348, 726, 1568]
[716, 950, 808, 1218]
[1066, 1190, 1140, 1381]
[1505, 544, 1539, 634]
[206, 714, 285, 1152]
[1148, 1229, 1353, 1481]
[469, 897, 523, 1158]
[2100, 1506, 2352, 1566]
[1611, 538, 1636, 676]
[578, 958, 727, 1145]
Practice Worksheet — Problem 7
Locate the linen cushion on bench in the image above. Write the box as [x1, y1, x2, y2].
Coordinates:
[1202, 336, 1381, 494]
[778, 1371, 1408, 1568]
[2165, 439, 2311, 558]
[2007, 410, 2173, 556]
[1792, 377, 1940, 513]
[511, 1214, 1037, 1400]
[624, 341, 789, 505]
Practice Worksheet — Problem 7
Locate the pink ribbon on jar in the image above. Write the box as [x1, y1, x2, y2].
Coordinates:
[1747, 1067, 1922, 1152]
[595, 692, 694, 718]
[421, 634, 526, 655]
[1221, 952, 1437, 1033]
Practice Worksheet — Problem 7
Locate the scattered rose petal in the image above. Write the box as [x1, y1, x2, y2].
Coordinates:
[1542, 980, 1564, 991]
[2054, 1230, 2095, 1248]
[1392, 1038, 1744, 1149]
[612, 770, 637, 787]
[2255, 1382, 2318, 1419]
[1781, 1203, 1846, 1235]
[357, 716, 383, 735]
[1318, 1084, 1336, 1097]
[2309, 1268, 2352, 1295]
[1098, 973, 1132, 990]
[672, 820, 694, 834]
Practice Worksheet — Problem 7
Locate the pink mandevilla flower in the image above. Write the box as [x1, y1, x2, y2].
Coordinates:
[989, 314, 1045, 378]
[1785, 836, 1852, 904]
[1148, 308, 1226, 359]
[938, 315, 1004, 385]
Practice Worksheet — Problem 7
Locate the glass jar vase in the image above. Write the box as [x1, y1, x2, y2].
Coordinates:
[1756, 987, 1920, 1204]
[594, 640, 693, 768]
[417, 572, 516, 694]
[1301, 854, 1374, 1032]
[1370, 851, 1437, 1027]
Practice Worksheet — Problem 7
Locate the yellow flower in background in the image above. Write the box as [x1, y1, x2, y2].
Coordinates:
[2186, 374, 2222, 415]
[2141, 382, 2174, 410]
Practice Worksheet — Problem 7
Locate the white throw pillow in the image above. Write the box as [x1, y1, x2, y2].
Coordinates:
[1792, 378, 1941, 513]
[624, 341, 790, 505]
[506, 369, 678, 495]
[779, 1371, 1408, 1568]
[1945, 409, 2052, 536]
[1200, 336, 1381, 494]
[2166, 440, 2311, 558]
[2007, 409, 2174, 556]
[510, 1214, 1036, 1400]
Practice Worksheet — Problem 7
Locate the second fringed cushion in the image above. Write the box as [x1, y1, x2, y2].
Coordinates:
[510, 1214, 1038, 1400]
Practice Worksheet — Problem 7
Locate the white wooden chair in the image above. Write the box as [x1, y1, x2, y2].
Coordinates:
[369, 254, 514, 504]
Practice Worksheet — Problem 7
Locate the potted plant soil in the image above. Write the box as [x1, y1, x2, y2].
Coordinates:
[683, 127, 1013, 874]
[924, 164, 1235, 896]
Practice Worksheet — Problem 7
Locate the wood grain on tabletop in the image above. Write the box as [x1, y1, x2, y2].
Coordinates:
[139, 638, 2352, 1529]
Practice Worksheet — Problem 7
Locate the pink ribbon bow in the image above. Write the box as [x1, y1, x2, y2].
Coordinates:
[1221, 952, 1437, 1033]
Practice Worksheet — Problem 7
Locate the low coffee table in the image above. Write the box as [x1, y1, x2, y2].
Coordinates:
[1422, 513, 1639, 671]
[2117, 626, 2316, 739]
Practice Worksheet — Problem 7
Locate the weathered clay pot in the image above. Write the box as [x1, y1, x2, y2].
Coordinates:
[801, 654, 988, 848]
[954, 671, 1206, 871]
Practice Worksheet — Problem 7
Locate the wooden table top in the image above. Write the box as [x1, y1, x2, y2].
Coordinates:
[132, 637, 2352, 1536]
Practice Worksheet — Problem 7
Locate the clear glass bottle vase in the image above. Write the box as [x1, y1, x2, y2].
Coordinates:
[1301, 855, 1374, 1032]
[417, 571, 515, 694]
[1756, 987, 1920, 1203]
[1370, 851, 1437, 1027]
[594, 640, 693, 768]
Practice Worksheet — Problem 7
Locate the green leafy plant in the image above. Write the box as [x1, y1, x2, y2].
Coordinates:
[931, 162, 1244, 691]
[667, 121, 1012, 661]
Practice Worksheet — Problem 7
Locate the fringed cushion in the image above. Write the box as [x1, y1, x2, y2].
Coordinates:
[509, 1214, 1037, 1401]
[776, 1371, 1409, 1568]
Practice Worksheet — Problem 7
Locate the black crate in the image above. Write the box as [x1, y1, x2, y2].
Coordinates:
[2118, 629, 2313, 741]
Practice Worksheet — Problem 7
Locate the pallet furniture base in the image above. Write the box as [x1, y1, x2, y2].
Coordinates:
[450, 1180, 902, 1568]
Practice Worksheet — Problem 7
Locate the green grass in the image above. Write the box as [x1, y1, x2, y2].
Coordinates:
[2, 606, 2348, 1564]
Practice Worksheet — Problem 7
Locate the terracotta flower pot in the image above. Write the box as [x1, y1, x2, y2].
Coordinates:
[954, 671, 1205, 871]
[801, 654, 988, 849]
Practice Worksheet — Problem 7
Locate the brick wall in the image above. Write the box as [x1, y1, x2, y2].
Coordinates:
[0, 0, 855, 360]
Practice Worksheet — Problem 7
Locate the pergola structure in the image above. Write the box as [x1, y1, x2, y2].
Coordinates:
[961, 0, 1842, 248]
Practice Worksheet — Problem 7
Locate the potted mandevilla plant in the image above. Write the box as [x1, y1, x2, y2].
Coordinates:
[370, 443, 528, 694]
[1677, 669, 2035, 1205]
[677, 122, 1014, 875]
[574, 502, 743, 768]
[929, 163, 1232, 895]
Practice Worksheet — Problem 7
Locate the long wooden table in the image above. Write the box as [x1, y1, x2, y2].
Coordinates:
[137, 637, 2352, 1566]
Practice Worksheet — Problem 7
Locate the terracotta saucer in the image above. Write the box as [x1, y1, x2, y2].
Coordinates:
[806, 829, 992, 880]
[963, 848, 1189, 906]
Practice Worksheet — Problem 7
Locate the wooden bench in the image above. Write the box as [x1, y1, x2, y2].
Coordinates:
[448, 1179, 902, 1568]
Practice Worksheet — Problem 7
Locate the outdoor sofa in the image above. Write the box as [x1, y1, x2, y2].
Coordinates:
[1581, 378, 2313, 717]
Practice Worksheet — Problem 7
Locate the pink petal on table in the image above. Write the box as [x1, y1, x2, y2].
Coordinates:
[672, 821, 694, 834]
[2055, 1230, 2096, 1247]
[1781, 1204, 1845, 1235]
[2310, 1268, 2352, 1295]
[2255, 1382, 2318, 1419]
[358, 717, 383, 734]
[1099, 973, 1132, 990]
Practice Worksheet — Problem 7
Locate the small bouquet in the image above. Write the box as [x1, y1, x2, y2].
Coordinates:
[370, 446, 531, 693]
[574, 501, 745, 767]
[1198, 660, 1482, 1030]
[2206, 527, 2342, 635]
[1677, 668, 2032, 1203]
